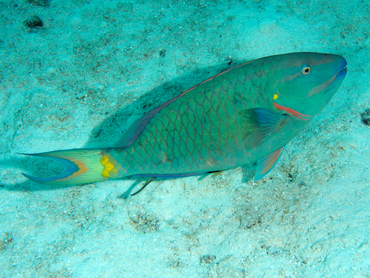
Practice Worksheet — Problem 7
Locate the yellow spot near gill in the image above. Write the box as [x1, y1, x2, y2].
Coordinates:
[100, 155, 118, 178]
[273, 93, 278, 100]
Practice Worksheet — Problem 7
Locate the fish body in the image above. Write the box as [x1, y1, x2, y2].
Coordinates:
[23, 52, 347, 186]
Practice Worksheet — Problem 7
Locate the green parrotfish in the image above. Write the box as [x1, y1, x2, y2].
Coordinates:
[22, 52, 347, 186]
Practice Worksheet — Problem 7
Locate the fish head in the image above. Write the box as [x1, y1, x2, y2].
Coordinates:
[271, 52, 347, 120]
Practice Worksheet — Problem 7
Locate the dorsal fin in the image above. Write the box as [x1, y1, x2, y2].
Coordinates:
[114, 68, 233, 148]
[113, 101, 173, 148]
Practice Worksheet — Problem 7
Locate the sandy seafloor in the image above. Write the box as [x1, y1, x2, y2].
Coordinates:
[0, 0, 369, 277]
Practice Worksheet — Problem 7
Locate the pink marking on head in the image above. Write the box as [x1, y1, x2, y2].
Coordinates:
[273, 102, 311, 120]
[308, 73, 337, 97]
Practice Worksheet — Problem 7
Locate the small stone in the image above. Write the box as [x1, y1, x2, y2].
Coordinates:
[159, 49, 166, 57]
[199, 255, 216, 265]
[26, 0, 50, 7]
[361, 109, 370, 125]
[24, 15, 43, 28]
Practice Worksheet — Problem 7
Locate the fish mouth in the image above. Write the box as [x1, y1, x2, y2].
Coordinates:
[339, 66, 347, 74]
[334, 65, 347, 81]
[330, 56, 347, 85]
[336, 57, 347, 77]
[322, 62, 347, 96]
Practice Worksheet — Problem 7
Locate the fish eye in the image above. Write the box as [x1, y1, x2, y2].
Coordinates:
[301, 64, 311, 76]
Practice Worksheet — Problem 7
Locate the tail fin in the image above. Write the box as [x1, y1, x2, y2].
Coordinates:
[21, 149, 107, 186]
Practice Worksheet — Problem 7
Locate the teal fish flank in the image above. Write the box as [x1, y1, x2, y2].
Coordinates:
[23, 52, 347, 186]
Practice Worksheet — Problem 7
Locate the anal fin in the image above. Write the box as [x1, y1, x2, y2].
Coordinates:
[210, 170, 224, 178]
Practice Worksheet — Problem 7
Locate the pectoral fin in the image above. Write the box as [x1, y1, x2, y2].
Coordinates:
[239, 108, 290, 148]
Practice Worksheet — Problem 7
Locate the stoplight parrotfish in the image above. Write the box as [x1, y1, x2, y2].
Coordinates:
[22, 52, 347, 186]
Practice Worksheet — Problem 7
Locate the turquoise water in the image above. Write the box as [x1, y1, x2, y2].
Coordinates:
[0, 0, 369, 277]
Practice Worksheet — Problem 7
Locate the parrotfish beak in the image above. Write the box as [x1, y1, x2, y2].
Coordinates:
[334, 57, 347, 83]
[321, 55, 347, 97]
